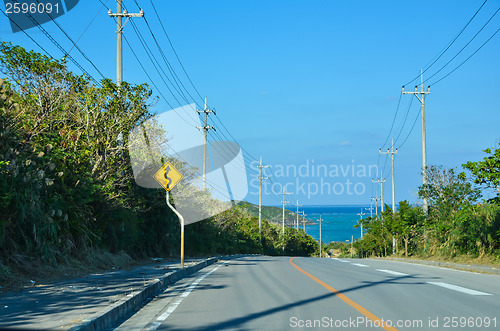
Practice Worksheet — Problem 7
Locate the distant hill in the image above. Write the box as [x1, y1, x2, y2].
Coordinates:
[237, 201, 316, 227]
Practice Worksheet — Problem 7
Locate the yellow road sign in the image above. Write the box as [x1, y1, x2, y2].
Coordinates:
[153, 161, 183, 191]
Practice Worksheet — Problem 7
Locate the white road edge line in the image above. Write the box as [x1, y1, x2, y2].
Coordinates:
[352, 263, 369, 267]
[376, 269, 409, 276]
[145, 264, 222, 331]
[380, 259, 481, 275]
[427, 282, 492, 296]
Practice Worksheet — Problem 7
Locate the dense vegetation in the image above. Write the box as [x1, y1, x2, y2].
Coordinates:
[353, 149, 500, 260]
[0, 42, 317, 278]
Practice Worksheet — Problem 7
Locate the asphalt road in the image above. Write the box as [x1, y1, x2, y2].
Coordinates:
[113, 256, 500, 331]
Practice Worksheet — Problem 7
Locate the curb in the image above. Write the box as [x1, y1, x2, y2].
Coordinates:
[69, 257, 218, 331]
[382, 257, 500, 275]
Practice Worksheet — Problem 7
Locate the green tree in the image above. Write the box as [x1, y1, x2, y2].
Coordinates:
[396, 200, 424, 257]
[418, 166, 481, 256]
[463, 143, 500, 203]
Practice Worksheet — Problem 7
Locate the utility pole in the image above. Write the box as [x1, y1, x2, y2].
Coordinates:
[380, 139, 398, 213]
[257, 157, 269, 244]
[351, 235, 354, 258]
[372, 178, 385, 212]
[166, 191, 185, 268]
[496, 138, 500, 196]
[281, 189, 291, 251]
[357, 209, 366, 238]
[301, 212, 307, 232]
[403, 69, 430, 214]
[108, 0, 144, 85]
[365, 205, 374, 218]
[319, 216, 322, 258]
[371, 196, 379, 217]
[196, 97, 215, 189]
[295, 200, 302, 230]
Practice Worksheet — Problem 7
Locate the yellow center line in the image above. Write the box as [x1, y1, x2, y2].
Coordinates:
[289, 257, 398, 331]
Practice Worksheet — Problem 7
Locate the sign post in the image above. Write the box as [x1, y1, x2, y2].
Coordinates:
[153, 162, 184, 268]
[166, 190, 185, 268]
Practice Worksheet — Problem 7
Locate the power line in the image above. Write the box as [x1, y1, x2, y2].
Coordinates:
[32, 0, 106, 80]
[129, 0, 204, 117]
[0, 8, 53, 59]
[424, 6, 500, 85]
[116, 1, 293, 206]
[131, 1, 263, 170]
[68, 0, 110, 55]
[128, 19, 186, 108]
[403, 0, 488, 86]
[122, 34, 204, 130]
[429, 27, 500, 86]
[133, 7, 192, 105]
[393, 95, 414, 146]
[396, 108, 421, 149]
[146, 0, 205, 103]
[10, 0, 100, 86]
[379, 93, 402, 150]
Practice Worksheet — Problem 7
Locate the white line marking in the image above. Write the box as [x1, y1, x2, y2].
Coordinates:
[340, 260, 350, 263]
[145, 264, 222, 331]
[374, 259, 481, 275]
[376, 269, 408, 276]
[352, 263, 369, 267]
[427, 282, 492, 296]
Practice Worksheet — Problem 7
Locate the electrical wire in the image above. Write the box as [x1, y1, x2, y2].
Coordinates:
[423, 6, 500, 85]
[0, 7, 53, 58]
[146, 0, 205, 103]
[403, 0, 488, 87]
[393, 95, 414, 146]
[131, 1, 264, 171]
[429, 27, 500, 86]
[115, 1, 296, 206]
[396, 108, 422, 149]
[67, 0, 110, 55]
[10, 0, 100, 86]
[33, 0, 106, 80]
[379, 93, 402, 150]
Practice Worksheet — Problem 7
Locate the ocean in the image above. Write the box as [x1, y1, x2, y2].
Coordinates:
[301, 205, 371, 243]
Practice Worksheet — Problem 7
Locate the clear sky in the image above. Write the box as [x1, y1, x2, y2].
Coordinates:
[1, 0, 499, 208]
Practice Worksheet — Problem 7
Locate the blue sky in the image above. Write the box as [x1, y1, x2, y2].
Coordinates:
[1, 0, 499, 207]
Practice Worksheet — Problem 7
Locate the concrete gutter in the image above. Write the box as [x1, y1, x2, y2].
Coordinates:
[69, 257, 218, 331]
